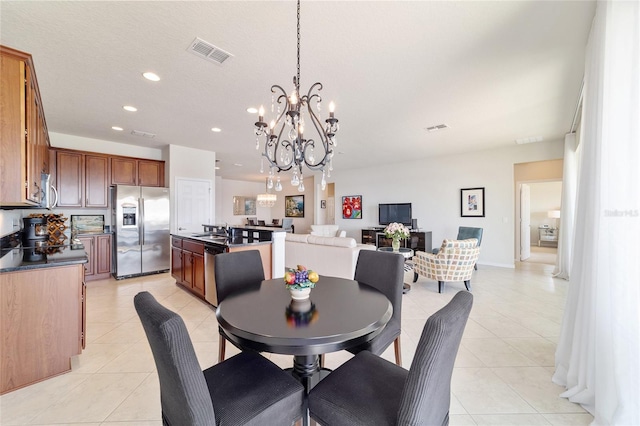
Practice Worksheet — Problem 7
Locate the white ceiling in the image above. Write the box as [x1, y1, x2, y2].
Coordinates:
[0, 1, 595, 182]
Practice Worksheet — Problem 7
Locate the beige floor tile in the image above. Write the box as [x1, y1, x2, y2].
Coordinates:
[450, 414, 478, 425]
[503, 338, 557, 367]
[0, 372, 91, 425]
[452, 368, 537, 414]
[97, 341, 156, 373]
[101, 422, 161, 426]
[492, 367, 586, 414]
[71, 343, 132, 374]
[462, 319, 497, 339]
[471, 413, 551, 425]
[92, 321, 147, 344]
[29, 372, 148, 424]
[512, 317, 562, 338]
[461, 338, 538, 367]
[104, 373, 161, 422]
[473, 317, 541, 338]
[542, 413, 595, 425]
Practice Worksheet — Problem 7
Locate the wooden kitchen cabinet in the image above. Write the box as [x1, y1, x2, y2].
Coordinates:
[1, 264, 85, 394]
[78, 234, 112, 281]
[171, 236, 205, 298]
[0, 45, 50, 207]
[55, 149, 109, 208]
[111, 157, 165, 187]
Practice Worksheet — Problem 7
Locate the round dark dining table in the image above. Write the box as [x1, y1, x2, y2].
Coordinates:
[215, 275, 392, 391]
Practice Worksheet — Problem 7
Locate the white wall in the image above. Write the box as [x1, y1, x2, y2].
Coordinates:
[164, 144, 216, 232]
[324, 140, 564, 268]
[529, 181, 562, 244]
[218, 179, 270, 226]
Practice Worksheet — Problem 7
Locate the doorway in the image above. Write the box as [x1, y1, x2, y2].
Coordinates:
[517, 180, 562, 265]
[175, 177, 212, 233]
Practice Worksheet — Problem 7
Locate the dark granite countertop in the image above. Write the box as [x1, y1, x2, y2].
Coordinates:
[172, 232, 274, 248]
[0, 242, 88, 273]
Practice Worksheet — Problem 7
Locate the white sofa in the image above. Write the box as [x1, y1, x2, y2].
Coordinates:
[310, 224, 340, 236]
[285, 233, 376, 279]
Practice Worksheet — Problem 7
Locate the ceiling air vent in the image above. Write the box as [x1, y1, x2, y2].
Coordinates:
[131, 130, 156, 138]
[425, 124, 449, 132]
[187, 37, 233, 65]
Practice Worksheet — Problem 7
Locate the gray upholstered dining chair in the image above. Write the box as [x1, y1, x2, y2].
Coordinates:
[349, 250, 405, 365]
[309, 291, 473, 426]
[134, 291, 304, 426]
[214, 250, 264, 362]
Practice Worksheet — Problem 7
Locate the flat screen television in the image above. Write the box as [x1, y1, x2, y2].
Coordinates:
[379, 203, 412, 226]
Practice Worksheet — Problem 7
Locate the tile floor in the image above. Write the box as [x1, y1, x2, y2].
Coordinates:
[0, 261, 593, 425]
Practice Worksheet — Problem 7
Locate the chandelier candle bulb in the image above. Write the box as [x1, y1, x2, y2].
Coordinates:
[329, 101, 335, 118]
[258, 106, 265, 122]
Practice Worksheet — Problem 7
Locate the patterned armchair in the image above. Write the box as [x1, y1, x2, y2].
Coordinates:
[413, 238, 480, 293]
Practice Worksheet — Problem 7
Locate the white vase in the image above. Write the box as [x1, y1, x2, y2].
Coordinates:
[289, 287, 311, 300]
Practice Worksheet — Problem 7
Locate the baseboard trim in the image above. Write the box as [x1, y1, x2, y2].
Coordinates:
[477, 261, 515, 269]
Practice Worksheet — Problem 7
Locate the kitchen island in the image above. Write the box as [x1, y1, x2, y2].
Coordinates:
[170, 226, 286, 305]
[0, 239, 88, 394]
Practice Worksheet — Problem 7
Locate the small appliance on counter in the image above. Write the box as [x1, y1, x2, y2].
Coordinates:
[22, 217, 48, 247]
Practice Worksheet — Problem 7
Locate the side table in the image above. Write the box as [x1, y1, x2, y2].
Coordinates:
[377, 246, 414, 294]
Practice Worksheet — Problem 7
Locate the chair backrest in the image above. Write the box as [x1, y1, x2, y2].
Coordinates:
[457, 226, 483, 246]
[397, 291, 473, 426]
[134, 291, 216, 425]
[430, 239, 479, 282]
[281, 218, 293, 230]
[272, 219, 280, 225]
[214, 250, 264, 303]
[246, 217, 257, 226]
[354, 250, 404, 336]
[258, 220, 266, 226]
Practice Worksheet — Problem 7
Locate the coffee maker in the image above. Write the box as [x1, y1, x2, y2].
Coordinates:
[22, 217, 48, 247]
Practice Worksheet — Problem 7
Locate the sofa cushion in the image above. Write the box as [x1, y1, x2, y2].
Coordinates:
[286, 233, 310, 243]
[308, 235, 357, 248]
[310, 225, 339, 237]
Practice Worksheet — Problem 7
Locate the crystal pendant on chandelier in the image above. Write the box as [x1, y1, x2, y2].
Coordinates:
[253, 0, 339, 193]
[275, 176, 282, 192]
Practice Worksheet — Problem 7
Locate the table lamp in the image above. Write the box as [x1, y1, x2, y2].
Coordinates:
[548, 210, 561, 229]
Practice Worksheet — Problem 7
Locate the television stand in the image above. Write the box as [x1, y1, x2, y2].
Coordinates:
[361, 228, 432, 254]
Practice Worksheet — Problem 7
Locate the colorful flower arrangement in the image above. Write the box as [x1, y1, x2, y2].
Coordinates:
[384, 222, 411, 240]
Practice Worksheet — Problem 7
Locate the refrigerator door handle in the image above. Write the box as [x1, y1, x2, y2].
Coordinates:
[140, 197, 145, 246]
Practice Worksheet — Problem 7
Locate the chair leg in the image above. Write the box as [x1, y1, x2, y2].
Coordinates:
[218, 336, 226, 362]
[464, 280, 471, 291]
[413, 272, 418, 283]
[438, 281, 444, 293]
[394, 336, 402, 367]
[319, 354, 325, 369]
[474, 263, 478, 270]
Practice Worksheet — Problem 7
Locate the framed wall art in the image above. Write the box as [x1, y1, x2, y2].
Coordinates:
[320, 200, 327, 209]
[461, 187, 485, 217]
[285, 195, 305, 217]
[342, 195, 362, 219]
[233, 196, 257, 215]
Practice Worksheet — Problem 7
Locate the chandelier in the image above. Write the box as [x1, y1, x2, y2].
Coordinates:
[254, 0, 339, 193]
[257, 193, 277, 208]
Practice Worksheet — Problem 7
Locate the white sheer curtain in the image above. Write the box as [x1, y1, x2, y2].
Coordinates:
[553, 1, 640, 425]
[553, 133, 577, 280]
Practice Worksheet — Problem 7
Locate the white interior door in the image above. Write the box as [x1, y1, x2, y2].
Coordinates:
[176, 177, 212, 233]
[520, 183, 531, 260]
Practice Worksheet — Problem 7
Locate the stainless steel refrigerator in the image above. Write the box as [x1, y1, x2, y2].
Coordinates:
[112, 185, 170, 279]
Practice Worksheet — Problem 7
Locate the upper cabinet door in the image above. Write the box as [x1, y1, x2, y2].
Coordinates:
[85, 154, 109, 208]
[56, 151, 83, 207]
[110, 157, 137, 186]
[137, 160, 164, 187]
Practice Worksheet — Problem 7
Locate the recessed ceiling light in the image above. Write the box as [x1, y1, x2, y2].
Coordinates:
[142, 72, 160, 82]
[215, 166, 220, 170]
[246, 107, 258, 114]
[123, 105, 137, 112]
[233, 163, 243, 167]
[211, 127, 222, 132]
[111, 126, 123, 131]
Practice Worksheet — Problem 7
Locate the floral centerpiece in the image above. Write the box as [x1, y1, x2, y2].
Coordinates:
[384, 222, 411, 252]
[284, 265, 319, 299]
